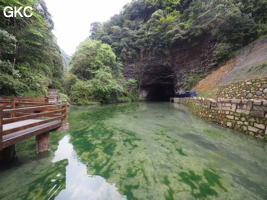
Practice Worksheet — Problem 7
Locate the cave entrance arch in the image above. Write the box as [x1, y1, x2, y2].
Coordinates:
[143, 84, 174, 101]
[137, 64, 175, 102]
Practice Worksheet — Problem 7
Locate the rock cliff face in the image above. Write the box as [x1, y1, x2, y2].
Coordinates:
[122, 38, 217, 101]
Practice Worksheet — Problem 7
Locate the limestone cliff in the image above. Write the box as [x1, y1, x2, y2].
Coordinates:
[122, 38, 217, 100]
[123, 35, 267, 101]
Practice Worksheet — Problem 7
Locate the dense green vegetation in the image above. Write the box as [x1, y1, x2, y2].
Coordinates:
[63, 0, 266, 101]
[60, 48, 71, 74]
[1, 0, 266, 102]
[0, 0, 63, 96]
[0, 0, 139, 103]
[66, 39, 139, 104]
[90, 0, 266, 64]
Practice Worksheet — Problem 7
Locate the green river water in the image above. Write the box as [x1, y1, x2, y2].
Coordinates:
[0, 102, 267, 200]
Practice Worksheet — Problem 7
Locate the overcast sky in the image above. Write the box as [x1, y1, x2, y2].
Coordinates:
[45, 0, 131, 56]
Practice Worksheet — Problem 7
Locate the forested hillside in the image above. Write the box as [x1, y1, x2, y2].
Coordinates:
[1, 0, 266, 102]
[0, 0, 64, 96]
[85, 0, 267, 96]
[90, 0, 266, 64]
[60, 48, 71, 74]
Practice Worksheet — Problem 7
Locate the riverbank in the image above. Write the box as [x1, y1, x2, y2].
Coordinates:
[174, 97, 267, 140]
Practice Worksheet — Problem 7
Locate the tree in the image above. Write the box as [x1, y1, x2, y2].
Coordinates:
[0, 0, 64, 96]
[70, 39, 117, 80]
[90, 68, 124, 103]
[68, 39, 135, 103]
[90, 22, 102, 39]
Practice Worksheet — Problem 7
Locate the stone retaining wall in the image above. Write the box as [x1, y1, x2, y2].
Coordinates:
[217, 77, 267, 99]
[174, 97, 267, 140]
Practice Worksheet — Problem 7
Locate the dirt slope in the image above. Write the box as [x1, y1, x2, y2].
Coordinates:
[193, 58, 235, 92]
[193, 36, 267, 92]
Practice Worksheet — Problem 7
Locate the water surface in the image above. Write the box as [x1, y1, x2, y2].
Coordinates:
[0, 102, 267, 199]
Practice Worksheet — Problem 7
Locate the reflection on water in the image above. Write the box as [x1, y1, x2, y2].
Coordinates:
[53, 135, 126, 200]
[0, 102, 267, 199]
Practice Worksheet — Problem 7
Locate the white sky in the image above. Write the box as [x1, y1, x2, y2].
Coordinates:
[45, 0, 131, 56]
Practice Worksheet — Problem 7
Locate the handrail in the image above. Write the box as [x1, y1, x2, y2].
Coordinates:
[1, 96, 47, 100]
[0, 97, 67, 152]
[1, 98, 50, 114]
[3, 103, 67, 114]
[0, 102, 68, 137]
[2, 109, 65, 125]
[16, 102, 52, 104]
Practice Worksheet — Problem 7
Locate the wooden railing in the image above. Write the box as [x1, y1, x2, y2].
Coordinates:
[0, 101, 68, 151]
[0, 96, 48, 102]
[1, 94, 60, 103]
[1, 103, 67, 134]
[0, 106, 3, 151]
[0, 97, 51, 117]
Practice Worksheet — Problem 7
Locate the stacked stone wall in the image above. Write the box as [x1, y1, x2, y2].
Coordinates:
[217, 77, 267, 99]
[174, 97, 267, 140]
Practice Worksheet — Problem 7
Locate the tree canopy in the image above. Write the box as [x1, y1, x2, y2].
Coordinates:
[70, 39, 117, 80]
[67, 39, 138, 104]
[90, 0, 266, 64]
[0, 0, 64, 96]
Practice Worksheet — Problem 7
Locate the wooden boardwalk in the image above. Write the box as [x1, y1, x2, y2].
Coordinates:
[0, 97, 69, 162]
[47, 89, 60, 102]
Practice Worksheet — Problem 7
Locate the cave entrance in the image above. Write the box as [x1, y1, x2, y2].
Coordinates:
[139, 65, 175, 102]
[144, 84, 174, 102]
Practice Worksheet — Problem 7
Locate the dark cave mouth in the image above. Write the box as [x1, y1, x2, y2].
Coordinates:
[143, 84, 174, 102]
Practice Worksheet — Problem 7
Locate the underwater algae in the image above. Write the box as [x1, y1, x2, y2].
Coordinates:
[0, 102, 267, 199]
[66, 103, 267, 199]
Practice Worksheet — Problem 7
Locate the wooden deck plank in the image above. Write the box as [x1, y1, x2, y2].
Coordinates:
[3, 119, 42, 131]
[0, 100, 68, 151]
[3, 116, 64, 135]
[2, 120, 62, 149]
[3, 109, 64, 124]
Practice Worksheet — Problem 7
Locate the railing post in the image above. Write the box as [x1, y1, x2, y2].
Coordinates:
[0, 105, 3, 151]
[0, 105, 15, 163]
[55, 100, 69, 131]
[45, 97, 49, 103]
[62, 100, 67, 126]
[11, 98, 17, 118]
